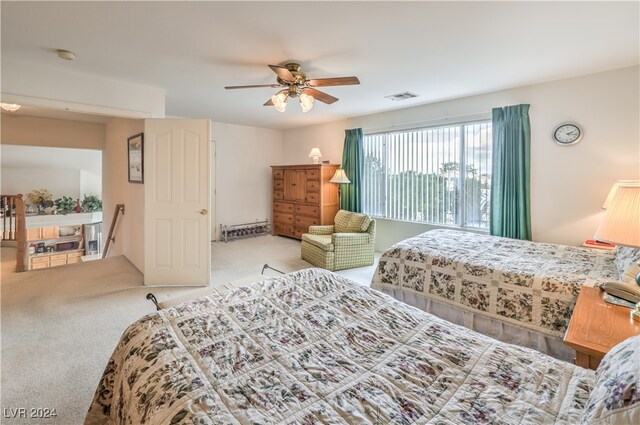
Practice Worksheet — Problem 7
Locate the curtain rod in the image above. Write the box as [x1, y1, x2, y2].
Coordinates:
[363, 110, 491, 135]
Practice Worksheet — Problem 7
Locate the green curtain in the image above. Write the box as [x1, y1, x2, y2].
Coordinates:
[490, 104, 532, 240]
[341, 128, 364, 212]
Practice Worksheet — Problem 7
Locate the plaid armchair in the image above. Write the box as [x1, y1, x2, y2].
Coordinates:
[301, 210, 376, 271]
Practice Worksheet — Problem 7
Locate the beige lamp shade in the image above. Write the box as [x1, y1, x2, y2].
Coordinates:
[308, 148, 322, 164]
[330, 168, 351, 184]
[594, 184, 640, 247]
[308, 148, 322, 158]
[602, 180, 640, 209]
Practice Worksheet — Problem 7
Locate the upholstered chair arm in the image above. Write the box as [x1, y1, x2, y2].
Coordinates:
[332, 233, 370, 246]
[367, 220, 376, 237]
[309, 225, 335, 235]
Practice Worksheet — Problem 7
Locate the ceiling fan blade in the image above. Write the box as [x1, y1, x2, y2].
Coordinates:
[268, 65, 295, 82]
[303, 88, 339, 104]
[225, 84, 282, 90]
[308, 76, 360, 87]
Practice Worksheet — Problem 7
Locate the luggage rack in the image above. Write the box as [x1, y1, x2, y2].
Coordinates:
[220, 219, 270, 242]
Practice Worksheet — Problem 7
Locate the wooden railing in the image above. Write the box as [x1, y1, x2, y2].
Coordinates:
[1, 194, 28, 272]
[103, 204, 125, 259]
[1, 194, 19, 241]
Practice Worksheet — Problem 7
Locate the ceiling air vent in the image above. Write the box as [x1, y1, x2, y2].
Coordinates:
[385, 92, 419, 101]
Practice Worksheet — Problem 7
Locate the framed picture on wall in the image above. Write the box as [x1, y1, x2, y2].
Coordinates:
[127, 133, 144, 183]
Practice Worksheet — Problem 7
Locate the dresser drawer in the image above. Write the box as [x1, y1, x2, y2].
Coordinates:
[273, 169, 284, 179]
[50, 253, 67, 262]
[294, 227, 307, 239]
[31, 262, 49, 270]
[274, 223, 294, 235]
[306, 169, 320, 180]
[31, 256, 50, 264]
[274, 212, 294, 224]
[50, 259, 67, 268]
[306, 180, 320, 192]
[273, 191, 284, 200]
[295, 204, 319, 217]
[274, 179, 284, 189]
[295, 215, 320, 228]
[67, 251, 84, 258]
[67, 257, 82, 264]
[306, 193, 320, 204]
[274, 201, 294, 214]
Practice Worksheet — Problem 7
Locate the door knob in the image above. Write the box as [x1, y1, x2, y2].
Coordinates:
[198, 209, 208, 215]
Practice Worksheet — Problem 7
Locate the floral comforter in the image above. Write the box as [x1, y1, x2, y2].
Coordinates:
[86, 268, 594, 425]
[372, 229, 618, 337]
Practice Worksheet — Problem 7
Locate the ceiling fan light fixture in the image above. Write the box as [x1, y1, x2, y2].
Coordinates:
[300, 93, 315, 113]
[0, 103, 21, 112]
[271, 92, 288, 112]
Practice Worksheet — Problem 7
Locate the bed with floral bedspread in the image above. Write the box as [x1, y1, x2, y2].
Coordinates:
[371, 229, 619, 339]
[85, 268, 597, 425]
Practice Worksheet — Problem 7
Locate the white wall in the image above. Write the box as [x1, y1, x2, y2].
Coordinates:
[80, 169, 102, 197]
[2, 168, 79, 199]
[0, 145, 102, 199]
[283, 66, 640, 250]
[102, 118, 145, 272]
[212, 122, 284, 239]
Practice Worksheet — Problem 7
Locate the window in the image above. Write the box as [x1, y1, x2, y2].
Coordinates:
[363, 121, 492, 229]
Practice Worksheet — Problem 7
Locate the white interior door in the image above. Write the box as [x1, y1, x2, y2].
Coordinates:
[144, 119, 211, 286]
[210, 140, 217, 242]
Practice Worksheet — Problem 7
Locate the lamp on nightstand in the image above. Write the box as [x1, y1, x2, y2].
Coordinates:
[330, 168, 350, 209]
[595, 182, 640, 286]
[602, 180, 640, 209]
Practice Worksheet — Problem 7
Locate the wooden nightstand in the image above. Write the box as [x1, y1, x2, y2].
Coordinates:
[564, 286, 640, 369]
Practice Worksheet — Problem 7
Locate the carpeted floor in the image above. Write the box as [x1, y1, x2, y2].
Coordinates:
[0, 235, 379, 424]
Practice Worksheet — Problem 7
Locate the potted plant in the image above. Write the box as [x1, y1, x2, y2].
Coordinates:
[81, 195, 102, 212]
[54, 196, 76, 215]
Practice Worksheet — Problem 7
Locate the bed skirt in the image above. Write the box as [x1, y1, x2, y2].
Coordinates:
[377, 286, 575, 363]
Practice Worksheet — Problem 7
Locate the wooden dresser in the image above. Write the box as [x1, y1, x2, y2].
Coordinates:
[271, 164, 340, 239]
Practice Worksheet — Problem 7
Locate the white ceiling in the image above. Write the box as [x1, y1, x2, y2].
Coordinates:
[2, 1, 638, 130]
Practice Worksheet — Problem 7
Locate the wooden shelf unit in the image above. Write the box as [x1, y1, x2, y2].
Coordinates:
[27, 224, 84, 270]
[30, 249, 84, 270]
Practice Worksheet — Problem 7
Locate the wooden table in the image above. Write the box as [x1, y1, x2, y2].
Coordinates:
[564, 286, 640, 369]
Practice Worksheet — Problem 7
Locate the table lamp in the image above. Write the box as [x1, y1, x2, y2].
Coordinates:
[308, 148, 322, 164]
[594, 182, 640, 286]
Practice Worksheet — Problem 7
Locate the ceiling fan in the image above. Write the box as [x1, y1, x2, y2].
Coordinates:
[224, 63, 360, 112]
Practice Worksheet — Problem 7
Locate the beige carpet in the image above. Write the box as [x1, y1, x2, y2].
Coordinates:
[0, 235, 379, 424]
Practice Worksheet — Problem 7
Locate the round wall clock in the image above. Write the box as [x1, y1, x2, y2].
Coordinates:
[553, 123, 583, 146]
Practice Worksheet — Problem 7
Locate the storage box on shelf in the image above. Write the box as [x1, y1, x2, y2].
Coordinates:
[271, 164, 340, 239]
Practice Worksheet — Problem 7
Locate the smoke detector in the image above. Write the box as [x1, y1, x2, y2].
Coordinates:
[385, 92, 419, 101]
[57, 49, 76, 61]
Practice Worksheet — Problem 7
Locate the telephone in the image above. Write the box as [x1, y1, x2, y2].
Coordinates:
[603, 281, 640, 304]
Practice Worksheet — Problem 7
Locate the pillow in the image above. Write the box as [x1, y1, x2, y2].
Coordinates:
[334, 210, 372, 233]
[615, 246, 640, 283]
[580, 335, 640, 425]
